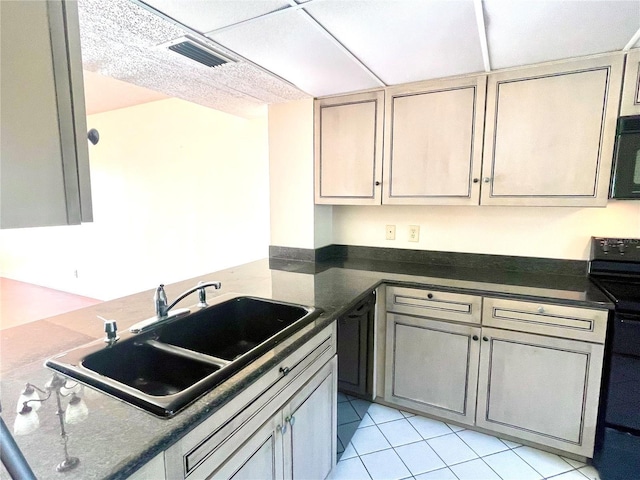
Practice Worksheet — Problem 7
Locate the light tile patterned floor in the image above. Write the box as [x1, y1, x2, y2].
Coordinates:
[332, 393, 601, 480]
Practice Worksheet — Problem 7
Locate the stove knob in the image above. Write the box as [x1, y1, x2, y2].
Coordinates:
[602, 244, 610, 253]
[618, 244, 626, 254]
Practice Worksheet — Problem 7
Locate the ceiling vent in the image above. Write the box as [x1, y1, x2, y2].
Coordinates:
[164, 37, 234, 68]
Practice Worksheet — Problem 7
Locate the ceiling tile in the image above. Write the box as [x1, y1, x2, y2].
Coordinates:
[78, 0, 307, 118]
[484, 0, 640, 70]
[141, 0, 290, 33]
[209, 9, 382, 96]
[303, 0, 485, 85]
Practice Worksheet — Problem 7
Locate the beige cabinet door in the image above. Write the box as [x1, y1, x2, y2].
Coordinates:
[383, 76, 486, 205]
[621, 49, 640, 116]
[476, 328, 604, 457]
[0, 0, 92, 228]
[385, 313, 480, 425]
[284, 357, 337, 480]
[315, 91, 384, 205]
[481, 54, 623, 206]
[212, 413, 285, 480]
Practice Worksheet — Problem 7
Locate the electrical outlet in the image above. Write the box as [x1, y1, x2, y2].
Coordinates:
[386, 225, 396, 240]
[409, 225, 420, 242]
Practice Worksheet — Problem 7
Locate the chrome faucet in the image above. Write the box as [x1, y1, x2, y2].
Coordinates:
[130, 280, 222, 333]
[154, 281, 222, 319]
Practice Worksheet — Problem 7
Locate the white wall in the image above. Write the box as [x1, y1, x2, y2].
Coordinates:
[0, 98, 270, 299]
[333, 202, 640, 260]
[268, 99, 332, 249]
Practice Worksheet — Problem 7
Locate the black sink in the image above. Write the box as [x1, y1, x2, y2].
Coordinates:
[157, 297, 310, 360]
[46, 296, 321, 417]
[82, 341, 220, 396]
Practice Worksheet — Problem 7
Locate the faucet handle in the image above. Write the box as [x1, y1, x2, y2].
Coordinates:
[98, 316, 119, 344]
[197, 281, 208, 308]
[154, 284, 168, 318]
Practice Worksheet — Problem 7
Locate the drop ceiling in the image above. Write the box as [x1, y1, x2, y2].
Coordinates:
[78, 0, 640, 118]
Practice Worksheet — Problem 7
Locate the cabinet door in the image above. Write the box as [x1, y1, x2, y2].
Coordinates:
[385, 313, 480, 425]
[481, 54, 623, 206]
[476, 328, 604, 457]
[621, 49, 640, 116]
[314, 91, 384, 205]
[212, 413, 285, 480]
[383, 76, 486, 205]
[0, 0, 92, 228]
[284, 357, 337, 480]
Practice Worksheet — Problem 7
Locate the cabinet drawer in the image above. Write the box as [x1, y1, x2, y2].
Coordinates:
[386, 286, 481, 324]
[165, 323, 336, 479]
[483, 298, 608, 343]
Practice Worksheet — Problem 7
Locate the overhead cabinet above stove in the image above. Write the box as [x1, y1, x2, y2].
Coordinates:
[315, 53, 624, 207]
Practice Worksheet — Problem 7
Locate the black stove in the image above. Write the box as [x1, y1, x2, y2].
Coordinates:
[589, 237, 640, 480]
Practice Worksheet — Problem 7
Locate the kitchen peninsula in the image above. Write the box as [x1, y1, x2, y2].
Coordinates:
[0, 249, 612, 479]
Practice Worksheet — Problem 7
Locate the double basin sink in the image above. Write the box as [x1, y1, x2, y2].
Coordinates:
[46, 296, 322, 417]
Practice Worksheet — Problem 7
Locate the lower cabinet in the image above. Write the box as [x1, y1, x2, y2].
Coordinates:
[215, 358, 336, 480]
[385, 313, 480, 426]
[383, 287, 608, 458]
[163, 323, 337, 480]
[476, 328, 604, 456]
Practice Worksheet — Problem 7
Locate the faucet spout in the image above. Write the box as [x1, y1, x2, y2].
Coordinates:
[164, 281, 221, 315]
[130, 280, 222, 334]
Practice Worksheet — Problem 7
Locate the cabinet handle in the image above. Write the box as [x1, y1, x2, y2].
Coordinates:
[427, 293, 433, 299]
[537, 307, 545, 314]
[473, 178, 479, 183]
[472, 335, 479, 341]
[482, 336, 489, 342]
[279, 366, 290, 376]
[277, 424, 287, 435]
[375, 181, 381, 186]
[483, 177, 491, 183]
[286, 415, 295, 427]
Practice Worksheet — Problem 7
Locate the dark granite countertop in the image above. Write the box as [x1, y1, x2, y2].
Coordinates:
[0, 258, 612, 479]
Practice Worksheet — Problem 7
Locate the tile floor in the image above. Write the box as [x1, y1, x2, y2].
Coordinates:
[332, 393, 601, 480]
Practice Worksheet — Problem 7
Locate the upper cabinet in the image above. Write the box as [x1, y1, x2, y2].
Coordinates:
[314, 54, 624, 207]
[621, 49, 640, 116]
[383, 76, 486, 205]
[1, 0, 93, 229]
[481, 54, 624, 207]
[314, 91, 384, 205]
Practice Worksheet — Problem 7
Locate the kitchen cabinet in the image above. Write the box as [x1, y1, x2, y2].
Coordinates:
[382, 286, 608, 457]
[384, 287, 482, 425]
[213, 358, 336, 480]
[382, 75, 486, 205]
[0, 0, 92, 229]
[164, 323, 336, 480]
[314, 54, 623, 207]
[481, 54, 623, 206]
[314, 91, 384, 205]
[621, 49, 640, 116]
[385, 313, 481, 426]
[476, 327, 603, 457]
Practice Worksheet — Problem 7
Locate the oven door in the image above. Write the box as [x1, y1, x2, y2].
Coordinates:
[606, 312, 640, 431]
[594, 312, 640, 480]
[611, 117, 640, 199]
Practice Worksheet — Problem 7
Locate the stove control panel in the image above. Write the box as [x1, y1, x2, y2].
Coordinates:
[591, 237, 640, 261]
